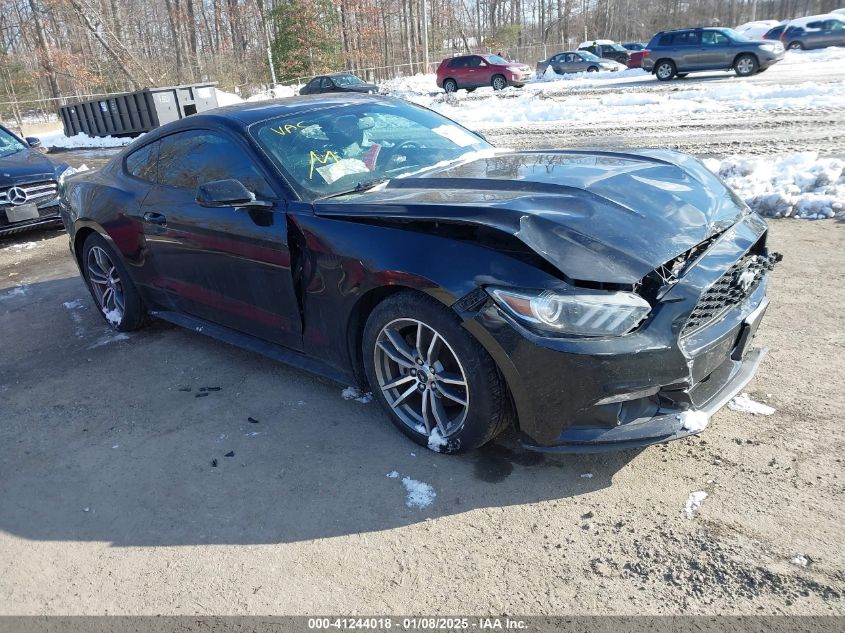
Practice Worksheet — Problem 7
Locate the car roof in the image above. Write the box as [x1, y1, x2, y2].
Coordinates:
[148, 93, 403, 133]
[786, 13, 844, 27]
[578, 39, 616, 46]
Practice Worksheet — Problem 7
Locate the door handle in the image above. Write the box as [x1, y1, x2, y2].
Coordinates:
[143, 211, 167, 226]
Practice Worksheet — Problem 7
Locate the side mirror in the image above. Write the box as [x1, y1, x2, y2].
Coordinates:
[196, 179, 272, 209]
[25, 136, 42, 148]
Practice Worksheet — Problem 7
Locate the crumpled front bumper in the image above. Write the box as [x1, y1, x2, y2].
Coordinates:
[466, 214, 775, 453]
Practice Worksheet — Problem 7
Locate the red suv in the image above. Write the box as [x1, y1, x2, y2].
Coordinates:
[436, 54, 533, 93]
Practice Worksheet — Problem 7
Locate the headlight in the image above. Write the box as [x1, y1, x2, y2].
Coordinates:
[488, 287, 651, 337]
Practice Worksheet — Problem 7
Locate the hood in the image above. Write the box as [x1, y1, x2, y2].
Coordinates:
[0, 148, 58, 184]
[313, 150, 750, 285]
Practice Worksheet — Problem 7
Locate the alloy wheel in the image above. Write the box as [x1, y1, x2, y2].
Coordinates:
[444, 80, 457, 93]
[86, 245, 124, 324]
[656, 63, 673, 79]
[492, 76, 507, 90]
[373, 318, 469, 439]
[736, 57, 754, 75]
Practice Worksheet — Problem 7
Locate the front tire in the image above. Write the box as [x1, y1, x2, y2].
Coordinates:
[587, 66, 599, 72]
[734, 54, 758, 77]
[491, 74, 507, 90]
[363, 291, 510, 454]
[443, 78, 458, 93]
[82, 233, 147, 332]
[655, 60, 676, 81]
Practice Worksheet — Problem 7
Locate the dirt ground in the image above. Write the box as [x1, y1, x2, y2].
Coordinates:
[0, 215, 843, 616]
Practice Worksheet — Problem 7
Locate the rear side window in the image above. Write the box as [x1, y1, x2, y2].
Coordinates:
[448, 57, 467, 68]
[806, 21, 823, 29]
[157, 130, 272, 197]
[671, 31, 701, 46]
[125, 141, 159, 182]
[658, 34, 672, 46]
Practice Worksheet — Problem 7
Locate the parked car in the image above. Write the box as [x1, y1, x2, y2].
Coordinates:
[299, 73, 378, 96]
[762, 24, 787, 40]
[621, 42, 647, 51]
[780, 14, 845, 50]
[627, 49, 647, 68]
[577, 40, 630, 65]
[436, 54, 533, 92]
[642, 27, 784, 80]
[536, 51, 622, 75]
[734, 20, 782, 40]
[1, 124, 71, 238]
[60, 93, 779, 454]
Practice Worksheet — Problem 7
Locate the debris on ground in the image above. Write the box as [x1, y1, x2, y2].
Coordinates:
[386, 471, 399, 478]
[341, 386, 373, 403]
[195, 392, 209, 398]
[224, 451, 234, 458]
[248, 417, 260, 424]
[211, 459, 218, 467]
[792, 554, 813, 567]
[685, 491, 708, 517]
[728, 393, 776, 416]
[580, 473, 594, 479]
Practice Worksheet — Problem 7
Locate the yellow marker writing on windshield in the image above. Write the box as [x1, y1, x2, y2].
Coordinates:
[270, 122, 306, 136]
[309, 150, 339, 179]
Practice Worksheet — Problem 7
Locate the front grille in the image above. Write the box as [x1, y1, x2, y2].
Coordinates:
[0, 180, 58, 207]
[682, 252, 780, 335]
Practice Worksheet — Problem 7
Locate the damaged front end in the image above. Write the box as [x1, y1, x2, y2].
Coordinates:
[470, 213, 782, 452]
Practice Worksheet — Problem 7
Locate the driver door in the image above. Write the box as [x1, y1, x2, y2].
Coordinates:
[137, 129, 303, 350]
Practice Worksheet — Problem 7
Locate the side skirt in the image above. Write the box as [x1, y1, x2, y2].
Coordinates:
[150, 310, 355, 387]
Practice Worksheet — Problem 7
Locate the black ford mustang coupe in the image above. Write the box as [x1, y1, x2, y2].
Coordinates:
[60, 94, 779, 453]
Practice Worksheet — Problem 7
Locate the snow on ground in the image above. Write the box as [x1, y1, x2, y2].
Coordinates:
[383, 48, 845, 129]
[341, 386, 373, 403]
[401, 476, 436, 508]
[685, 491, 708, 517]
[679, 410, 710, 432]
[427, 428, 448, 452]
[728, 393, 777, 416]
[38, 130, 133, 149]
[705, 153, 844, 219]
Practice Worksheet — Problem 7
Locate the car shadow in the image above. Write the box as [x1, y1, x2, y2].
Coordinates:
[1, 274, 643, 547]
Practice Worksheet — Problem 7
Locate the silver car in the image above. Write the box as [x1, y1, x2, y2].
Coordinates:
[536, 51, 621, 76]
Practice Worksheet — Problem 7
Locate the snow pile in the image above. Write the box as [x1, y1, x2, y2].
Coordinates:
[385, 471, 399, 479]
[214, 89, 244, 106]
[341, 386, 373, 403]
[705, 153, 845, 219]
[679, 410, 710, 432]
[401, 476, 436, 508]
[381, 73, 440, 98]
[38, 130, 133, 149]
[102, 307, 122, 326]
[781, 46, 845, 65]
[685, 491, 708, 517]
[728, 393, 776, 416]
[538, 66, 647, 83]
[0, 285, 27, 300]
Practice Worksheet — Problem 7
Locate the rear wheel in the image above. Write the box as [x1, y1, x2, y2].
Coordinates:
[587, 66, 599, 72]
[491, 74, 507, 90]
[788, 41, 804, 50]
[363, 291, 510, 454]
[734, 54, 758, 77]
[655, 60, 676, 81]
[443, 78, 458, 93]
[82, 233, 147, 332]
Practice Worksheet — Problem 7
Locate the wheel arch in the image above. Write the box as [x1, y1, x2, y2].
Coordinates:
[652, 57, 675, 73]
[347, 284, 529, 434]
[732, 52, 759, 68]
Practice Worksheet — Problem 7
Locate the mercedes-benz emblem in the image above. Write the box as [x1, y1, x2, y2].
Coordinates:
[8, 186, 28, 205]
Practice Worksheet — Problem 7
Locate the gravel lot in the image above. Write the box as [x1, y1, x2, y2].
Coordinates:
[1, 215, 843, 615]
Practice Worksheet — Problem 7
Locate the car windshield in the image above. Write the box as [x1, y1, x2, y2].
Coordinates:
[483, 54, 509, 65]
[0, 128, 27, 157]
[333, 74, 364, 86]
[250, 101, 491, 200]
[721, 28, 749, 41]
[579, 52, 601, 61]
[610, 43, 627, 52]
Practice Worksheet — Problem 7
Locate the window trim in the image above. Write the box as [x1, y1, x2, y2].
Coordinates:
[123, 139, 160, 184]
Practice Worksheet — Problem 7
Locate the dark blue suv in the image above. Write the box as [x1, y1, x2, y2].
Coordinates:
[643, 27, 785, 81]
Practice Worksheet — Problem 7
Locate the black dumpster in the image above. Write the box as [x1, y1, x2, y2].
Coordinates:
[58, 82, 219, 138]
